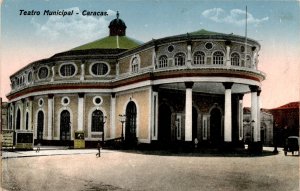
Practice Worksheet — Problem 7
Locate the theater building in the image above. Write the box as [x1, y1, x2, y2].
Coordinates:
[5, 13, 265, 148]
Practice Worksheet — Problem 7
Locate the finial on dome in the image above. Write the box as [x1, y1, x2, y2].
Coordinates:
[116, 11, 119, 19]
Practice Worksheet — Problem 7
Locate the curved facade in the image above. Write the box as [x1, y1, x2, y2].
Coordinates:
[6, 14, 265, 148]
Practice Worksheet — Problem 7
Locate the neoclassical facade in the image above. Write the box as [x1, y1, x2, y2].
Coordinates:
[5, 13, 265, 148]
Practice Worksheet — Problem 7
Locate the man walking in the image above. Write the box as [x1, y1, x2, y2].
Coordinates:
[96, 141, 101, 157]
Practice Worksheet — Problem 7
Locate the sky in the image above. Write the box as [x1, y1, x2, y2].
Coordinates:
[0, 0, 299, 109]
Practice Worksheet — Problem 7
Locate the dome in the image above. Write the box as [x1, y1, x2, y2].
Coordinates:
[109, 11, 127, 36]
[72, 36, 142, 50]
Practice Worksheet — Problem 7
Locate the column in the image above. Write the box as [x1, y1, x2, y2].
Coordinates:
[185, 82, 194, 141]
[80, 64, 85, 81]
[226, 45, 231, 66]
[187, 44, 192, 66]
[249, 85, 258, 142]
[110, 93, 116, 138]
[238, 94, 244, 141]
[223, 82, 233, 142]
[252, 47, 257, 69]
[153, 44, 158, 69]
[225, 41, 231, 66]
[257, 88, 261, 141]
[48, 94, 54, 140]
[29, 96, 34, 131]
[152, 85, 159, 140]
[51, 66, 55, 82]
[77, 93, 85, 131]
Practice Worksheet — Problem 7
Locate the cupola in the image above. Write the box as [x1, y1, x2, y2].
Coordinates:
[109, 11, 127, 36]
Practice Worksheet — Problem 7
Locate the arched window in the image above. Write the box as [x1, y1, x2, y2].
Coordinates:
[131, 57, 139, 73]
[37, 111, 44, 140]
[16, 109, 21, 130]
[158, 55, 168, 68]
[26, 112, 29, 130]
[193, 51, 205, 65]
[28, 72, 33, 83]
[91, 110, 104, 132]
[60, 110, 71, 140]
[174, 53, 185, 66]
[60, 64, 76, 77]
[246, 55, 252, 68]
[231, 53, 240, 66]
[125, 101, 137, 143]
[91, 62, 109, 76]
[213, 51, 224, 65]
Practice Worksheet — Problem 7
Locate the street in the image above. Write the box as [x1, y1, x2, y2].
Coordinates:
[1, 147, 299, 191]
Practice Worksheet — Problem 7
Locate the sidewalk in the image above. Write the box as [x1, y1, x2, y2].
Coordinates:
[1, 146, 109, 159]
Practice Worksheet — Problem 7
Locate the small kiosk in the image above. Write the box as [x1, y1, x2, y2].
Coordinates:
[74, 131, 85, 149]
[15, 130, 34, 150]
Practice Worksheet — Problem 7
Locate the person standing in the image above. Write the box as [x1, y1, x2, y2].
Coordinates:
[96, 141, 101, 157]
[36, 142, 41, 152]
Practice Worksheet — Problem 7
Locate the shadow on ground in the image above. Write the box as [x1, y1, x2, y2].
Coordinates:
[116, 148, 277, 158]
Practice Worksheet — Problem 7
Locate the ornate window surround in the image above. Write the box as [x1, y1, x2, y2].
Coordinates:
[212, 51, 225, 65]
[89, 61, 110, 77]
[174, 52, 186, 66]
[231, 52, 240, 66]
[157, 55, 168, 68]
[130, 54, 140, 73]
[58, 62, 77, 78]
[193, 51, 206, 65]
[37, 66, 50, 80]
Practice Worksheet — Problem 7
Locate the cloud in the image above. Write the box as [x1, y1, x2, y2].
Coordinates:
[31, 7, 116, 42]
[202, 8, 269, 26]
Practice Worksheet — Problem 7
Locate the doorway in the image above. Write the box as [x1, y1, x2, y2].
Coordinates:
[158, 104, 172, 143]
[125, 101, 137, 144]
[210, 108, 222, 144]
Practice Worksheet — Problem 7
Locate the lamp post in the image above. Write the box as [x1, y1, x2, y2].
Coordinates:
[119, 114, 126, 142]
[101, 116, 107, 145]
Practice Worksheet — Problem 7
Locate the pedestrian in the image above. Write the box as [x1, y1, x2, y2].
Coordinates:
[194, 138, 198, 149]
[96, 141, 101, 157]
[36, 142, 41, 152]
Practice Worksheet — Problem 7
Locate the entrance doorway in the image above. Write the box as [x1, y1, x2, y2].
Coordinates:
[37, 111, 44, 140]
[158, 104, 171, 143]
[210, 108, 222, 144]
[60, 110, 71, 141]
[125, 101, 137, 144]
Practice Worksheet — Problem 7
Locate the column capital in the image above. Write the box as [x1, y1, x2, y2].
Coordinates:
[249, 85, 259, 92]
[257, 88, 262, 96]
[152, 85, 159, 92]
[185, 82, 194, 89]
[48, 94, 54, 99]
[237, 94, 244, 100]
[222, 82, 233, 89]
[78, 93, 85, 98]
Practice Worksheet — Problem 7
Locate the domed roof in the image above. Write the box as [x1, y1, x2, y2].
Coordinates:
[109, 12, 127, 28]
[71, 11, 141, 51]
[72, 36, 142, 50]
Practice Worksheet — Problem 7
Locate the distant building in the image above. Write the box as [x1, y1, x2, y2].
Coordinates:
[243, 108, 273, 146]
[270, 102, 299, 146]
[5, 13, 265, 149]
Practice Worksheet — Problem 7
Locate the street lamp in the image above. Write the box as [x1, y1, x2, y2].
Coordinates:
[101, 116, 107, 144]
[119, 114, 126, 141]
